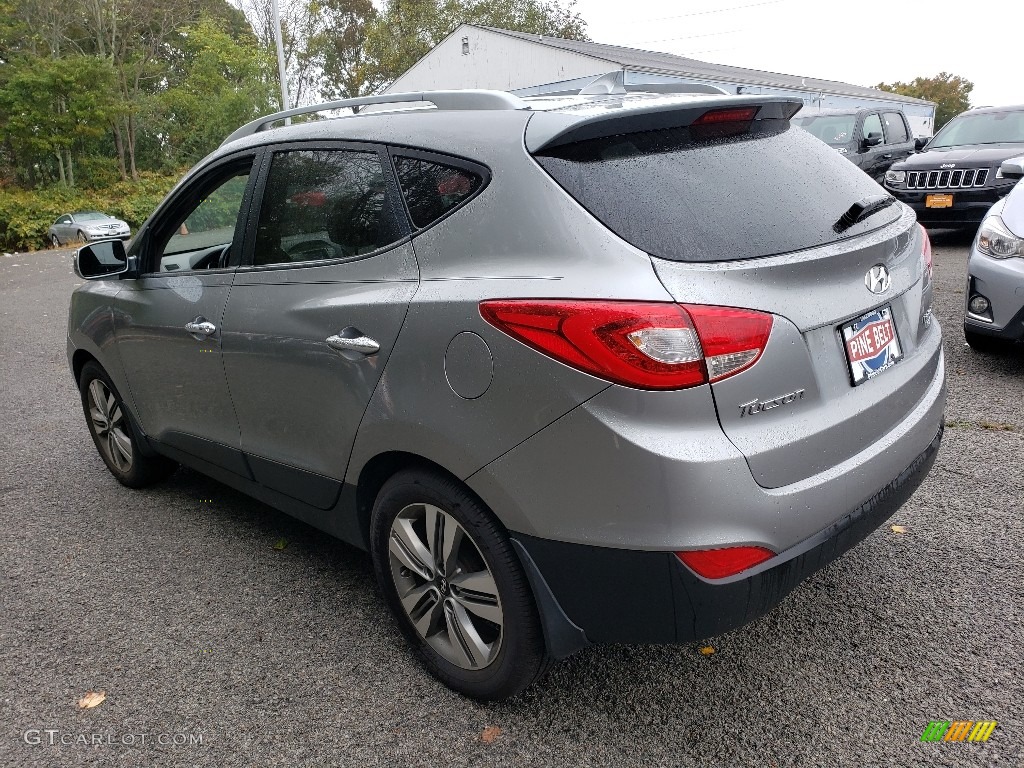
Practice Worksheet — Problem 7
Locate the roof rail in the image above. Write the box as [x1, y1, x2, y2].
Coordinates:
[221, 89, 529, 146]
[520, 70, 730, 98]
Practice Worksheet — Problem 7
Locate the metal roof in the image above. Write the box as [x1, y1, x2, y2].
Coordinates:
[477, 26, 933, 106]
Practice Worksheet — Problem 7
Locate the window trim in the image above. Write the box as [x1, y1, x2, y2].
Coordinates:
[237, 139, 412, 273]
[386, 145, 492, 233]
[139, 150, 263, 277]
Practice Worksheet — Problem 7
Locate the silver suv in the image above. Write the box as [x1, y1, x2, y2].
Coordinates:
[68, 75, 947, 700]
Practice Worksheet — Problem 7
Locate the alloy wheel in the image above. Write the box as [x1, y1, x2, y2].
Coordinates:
[388, 503, 503, 670]
[87, 379, 133, 472]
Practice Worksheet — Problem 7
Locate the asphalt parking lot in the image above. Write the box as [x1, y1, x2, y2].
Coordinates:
[1, 233, 1021, 767]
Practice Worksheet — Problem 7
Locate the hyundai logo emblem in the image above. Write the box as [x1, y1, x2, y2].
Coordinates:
[865, 265, 891, 294]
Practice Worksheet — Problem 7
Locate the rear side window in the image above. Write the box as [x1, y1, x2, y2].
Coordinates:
[393, 156, 483, 229]
[534, 120, 899, 263]
[883, 113, 909, 143]
[253, 149, 402, 267]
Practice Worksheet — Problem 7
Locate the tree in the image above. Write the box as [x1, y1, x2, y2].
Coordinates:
[876, 72, 973, 132]
[362, 0, 589, 93]
[0, 54, 115, 186]
[305, 0, 378, 100]
[158, 16, 276, 166]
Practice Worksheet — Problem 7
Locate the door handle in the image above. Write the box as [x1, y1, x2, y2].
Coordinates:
[326, 333, 380, 355]
[185, 318, 217, 338]
[882, 153, 892, 159]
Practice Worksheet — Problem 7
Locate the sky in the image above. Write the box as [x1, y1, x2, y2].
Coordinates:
[576, 0, 1022, 107]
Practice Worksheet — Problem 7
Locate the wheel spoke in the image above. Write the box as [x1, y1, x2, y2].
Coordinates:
[108, 403, 124, 430]
[424, 505, 442, 570]
[389, 518, 434, 580]
[444, 599, 492, 669]
[110, 428, 133, 465]
[88, 380, 109, 418]
[89, 406, 107, 432]
[451, 570, 502, 626]
[439, 516, 464, 578]
[401, 583, 442, 637]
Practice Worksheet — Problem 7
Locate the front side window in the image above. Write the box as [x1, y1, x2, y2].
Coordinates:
[393, 156, 484, 229]
[253, 149, 399, 267]
[883, 113, 909, 144]
[862, 113, 883, 140]
[153, 162, 253, 272]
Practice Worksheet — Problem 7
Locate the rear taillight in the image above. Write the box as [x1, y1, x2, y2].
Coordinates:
[479, 300, 772, 390]
[675, 546, 775, 579]
[690, 106, 759, 139]
[919, 224, 933, 281]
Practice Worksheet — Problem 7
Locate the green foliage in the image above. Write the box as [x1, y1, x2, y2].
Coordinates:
[0, 54, 116, 181]
[0, 172, 180, 252]
[304, 0, 378, 99]
[363, 0, 588, 92]
[157, 16, 277, 166]
[876, 72, 973, 132]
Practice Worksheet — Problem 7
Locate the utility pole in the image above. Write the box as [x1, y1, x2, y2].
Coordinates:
[272, 0, 291, 122]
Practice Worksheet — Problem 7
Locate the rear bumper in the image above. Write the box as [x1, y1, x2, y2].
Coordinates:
[513, 423, 943, 648]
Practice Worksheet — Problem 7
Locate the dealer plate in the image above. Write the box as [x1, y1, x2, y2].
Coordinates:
[926, 193, 954, 208]
[841, 306, 903, 386]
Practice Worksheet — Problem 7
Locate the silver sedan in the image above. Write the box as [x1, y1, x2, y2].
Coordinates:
[47, 212, 131, 247]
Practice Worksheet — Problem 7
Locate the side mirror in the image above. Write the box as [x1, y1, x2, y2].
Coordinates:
[862, 132, 883, 148]
[74, 239, 129, 279]
[914, 137, 929, 151]
[999, 157, 1024, 180]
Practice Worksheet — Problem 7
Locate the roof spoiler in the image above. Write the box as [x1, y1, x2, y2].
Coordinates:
[525, 96, 802, 153]
[528, 69, 729, 98]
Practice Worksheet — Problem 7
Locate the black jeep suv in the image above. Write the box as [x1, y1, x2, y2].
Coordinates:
[793, 108, 918, 182]
[884, 104, 1024, 230]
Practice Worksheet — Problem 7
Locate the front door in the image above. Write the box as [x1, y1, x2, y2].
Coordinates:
[221, 145, 416, 508]
[858, 112, 889, 179]
[113, 154, 258, 475]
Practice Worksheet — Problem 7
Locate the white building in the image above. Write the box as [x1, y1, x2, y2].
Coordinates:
[386, 24, 935, 137]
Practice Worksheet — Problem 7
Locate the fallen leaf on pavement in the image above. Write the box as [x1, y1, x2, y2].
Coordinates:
[890, 525, 907, 534]
[78, 691, 106, 709]
[480, 726, 502, 744]
[273, 538, 288, 551]
[698, 645, 716, 655]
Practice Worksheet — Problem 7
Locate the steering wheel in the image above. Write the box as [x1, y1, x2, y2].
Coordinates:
[191, 244, 231, 271]
[284, 238, 350, 262]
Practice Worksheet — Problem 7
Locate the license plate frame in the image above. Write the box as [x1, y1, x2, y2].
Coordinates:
[840, 306, 903, 386]
[925, 193, 954, 208]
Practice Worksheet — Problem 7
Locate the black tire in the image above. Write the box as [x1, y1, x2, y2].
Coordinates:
[964, 327, 1005, 355]
[76, 230, 86, 243]
[79, 361, 176, 488]
[370, 468, 551, 700]
[50, 233, 61, 248]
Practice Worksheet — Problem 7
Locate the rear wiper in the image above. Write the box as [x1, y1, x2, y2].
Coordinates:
[833, 194, 896, 234]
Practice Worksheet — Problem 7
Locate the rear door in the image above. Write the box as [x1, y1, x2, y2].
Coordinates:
[113, 153, 257, 474]
[532, 109, 939, 488]
[220, 143, 416, 509]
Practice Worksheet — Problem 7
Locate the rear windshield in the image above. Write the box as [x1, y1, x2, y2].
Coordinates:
[928, 110, 1024, 148]
[793, 114, 856, 145]
[535, 120, 899, 263]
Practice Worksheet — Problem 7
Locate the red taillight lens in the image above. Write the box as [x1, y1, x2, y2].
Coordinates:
[919, 224, 933, 280]
[683, 304, 773, 381]
[479, 300, 773, 390]
[675, 546, 775, 579]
